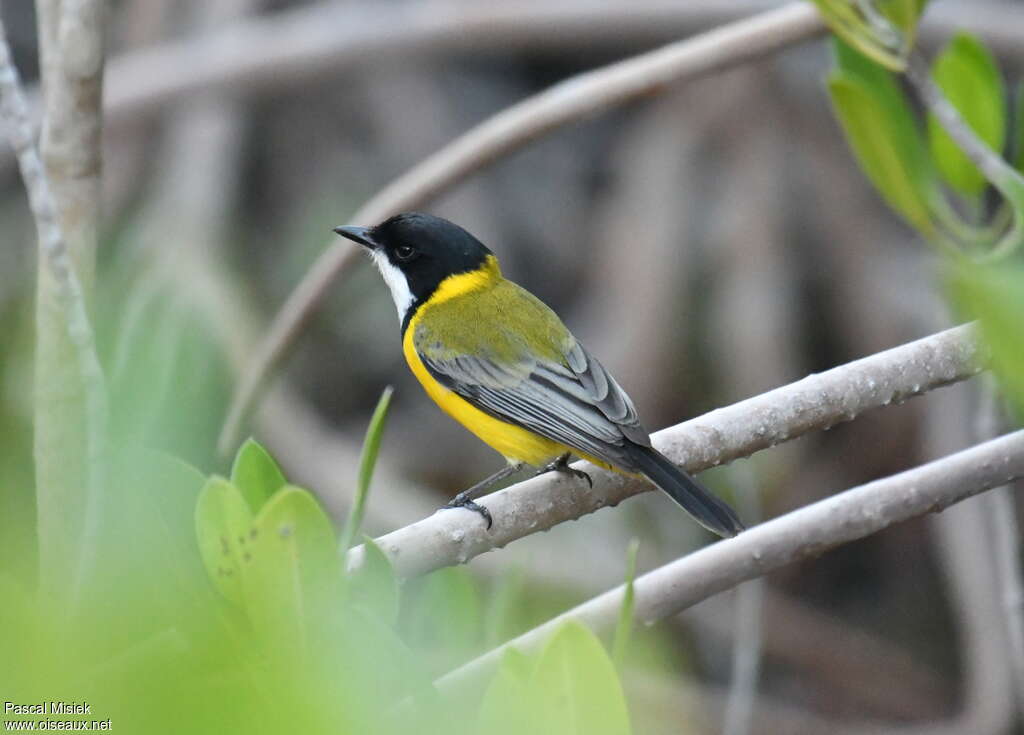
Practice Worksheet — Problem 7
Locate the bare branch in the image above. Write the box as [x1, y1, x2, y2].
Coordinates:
[0, 6, 107, 602]
[217, 1, 825, 453]
[347, 324, 983, 578]
[90, 1, 1024, 128]
[436, 427, 1024, 693]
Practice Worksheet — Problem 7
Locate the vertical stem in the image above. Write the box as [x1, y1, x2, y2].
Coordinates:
[975, 382, 1024, 721]
[722, 462, 764, 735]
[31, 0, 107, 604]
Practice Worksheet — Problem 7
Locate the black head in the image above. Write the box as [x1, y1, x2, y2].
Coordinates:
[334, 212, 494, 323]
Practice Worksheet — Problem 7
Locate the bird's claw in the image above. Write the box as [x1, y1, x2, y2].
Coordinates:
[537, 454, 592, 488]
[443, 494, 493, 530]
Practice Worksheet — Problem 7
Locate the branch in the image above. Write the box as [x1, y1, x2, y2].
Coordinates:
[216, 1, 825, 453]
[435, 427, 1024, 693]
[88, 1, 1024, 127]
[347, 324, 983, 578]
[904, 54, 1024, 260]
[0, 5, 108, 603]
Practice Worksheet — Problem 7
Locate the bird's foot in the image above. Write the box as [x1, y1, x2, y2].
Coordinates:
[536, 453, 592, 488]
[443, 492, 493, 530]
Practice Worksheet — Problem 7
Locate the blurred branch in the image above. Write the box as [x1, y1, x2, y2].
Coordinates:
[0, 5, 108, 603]
[348, 324, 983, 578]
[217, 1, 825, 454]
[685, 587, 950, 720]
[84, 0, 1024, 128]
[723, 465, 764, 735]
[436, 427, 1024, 694]
[975, 383, 1024, 725]
[922, 381, 1015, 735]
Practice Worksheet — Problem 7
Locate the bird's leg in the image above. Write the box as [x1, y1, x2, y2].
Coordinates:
[535, 453, 592, 488]
[443, 463, 522, 529]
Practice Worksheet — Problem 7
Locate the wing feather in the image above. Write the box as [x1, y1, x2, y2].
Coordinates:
[415, 323, 651, 466]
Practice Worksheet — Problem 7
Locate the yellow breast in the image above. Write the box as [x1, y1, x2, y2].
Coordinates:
[402, 312, 564, 466]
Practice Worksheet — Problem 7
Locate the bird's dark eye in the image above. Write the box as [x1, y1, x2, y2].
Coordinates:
[394, 245, 416, 261]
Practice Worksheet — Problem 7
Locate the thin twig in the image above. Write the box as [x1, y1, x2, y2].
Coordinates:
[216, 1, 825, 454]
[347, 324, 983, 579]
[0, 9, 108, 603]
[904, 53, 1024, 260]
[436, 428, 1024, 693]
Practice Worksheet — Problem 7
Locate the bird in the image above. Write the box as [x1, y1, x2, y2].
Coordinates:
[334, 212, 743, 538]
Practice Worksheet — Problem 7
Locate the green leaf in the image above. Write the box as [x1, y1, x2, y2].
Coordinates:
[242, 486, 341, 651]
[231, 438, 287, 513]
[482, 569, 526, 649]
[612, 539, 640, 668]
[928, 33, 1007, 197]
[195, 476, 254, 605]
[529, 621, 632, 735]
[346, 536, 400, 625]
[1014, 81, 1024, 172]
[949, 263, 1024, 415]
[404, 567, 483, 657]
[828, 40, 935, 235]
[879, 0, 930, 44]
[338, 386, 394, 553]
[811, 0, 928, 71]
[478, 648, 538, 735]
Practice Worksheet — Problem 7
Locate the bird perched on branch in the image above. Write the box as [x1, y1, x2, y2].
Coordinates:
[335, 213, 743, 538]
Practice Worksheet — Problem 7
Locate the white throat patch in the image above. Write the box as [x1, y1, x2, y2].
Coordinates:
[371, 249, 414, 322]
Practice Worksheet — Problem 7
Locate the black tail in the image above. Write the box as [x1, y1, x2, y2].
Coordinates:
[626, 445, 744, 538]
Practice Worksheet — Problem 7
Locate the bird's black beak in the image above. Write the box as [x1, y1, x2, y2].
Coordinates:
[333, 225, 378, 250]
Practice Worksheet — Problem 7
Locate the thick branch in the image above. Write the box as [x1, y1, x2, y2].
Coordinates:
[436, 428, 1024, 693]
[0, 5, 107, 602]
[347, 324, 983, 578]
[217, 1, 824, 453]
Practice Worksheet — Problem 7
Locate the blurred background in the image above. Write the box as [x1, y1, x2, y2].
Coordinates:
[1, 0, 1023, 732]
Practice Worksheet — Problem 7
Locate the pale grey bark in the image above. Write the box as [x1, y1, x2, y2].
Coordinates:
[437, 427, 1024, 693]
[347, 324, 983, 578]
[0, 5, 107, 603]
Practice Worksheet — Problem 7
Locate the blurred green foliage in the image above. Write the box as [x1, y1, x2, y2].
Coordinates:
[825, 22, 1024, 426]
[828, 39, 936, 235]
[3, 424, 642, 734]
[810, 0, 929, 71]
[927, 34, 1006, 198]
[828, 31, 1024, 258]
[949, 264, 1024, 418]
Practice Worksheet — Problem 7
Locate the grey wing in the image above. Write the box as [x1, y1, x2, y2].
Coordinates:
[419, 337, 651, 467]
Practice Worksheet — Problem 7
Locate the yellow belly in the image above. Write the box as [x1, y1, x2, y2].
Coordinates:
[403, 325, 565, 465]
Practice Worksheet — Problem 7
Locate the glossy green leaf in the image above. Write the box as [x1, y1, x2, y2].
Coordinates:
[928, 33, 1007, 197]
[242, 485, 341, 650]
[195, 476, 254, 605]
[612, 539, 640, 668]
[529, 621, 632, 735]
[949, 263, 1024, 415]
[828, 70, 935, 235]
[231, 438, 287, 513]
[478, 648, 538, 735]
[339, 386, 394, 553]
[347, 536, 400, 625]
